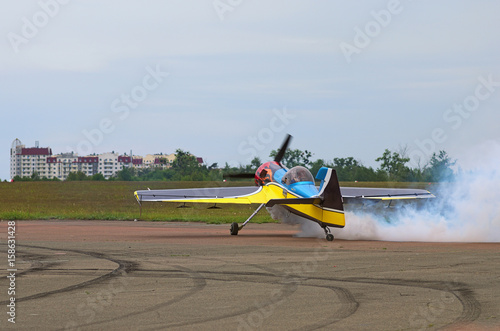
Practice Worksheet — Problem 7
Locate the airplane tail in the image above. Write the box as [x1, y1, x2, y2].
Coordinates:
[265, 167, 345, 229]
[316, 167, 344, 212]
[314, 167, 345, 228]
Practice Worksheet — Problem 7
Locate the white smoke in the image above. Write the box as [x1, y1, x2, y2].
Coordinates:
[269, 141, 500, 242]
[337, 141, 500, 242]
[267, 205, 325, 238]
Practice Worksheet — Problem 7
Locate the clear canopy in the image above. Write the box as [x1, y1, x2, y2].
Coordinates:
[282, 166, 315, 185]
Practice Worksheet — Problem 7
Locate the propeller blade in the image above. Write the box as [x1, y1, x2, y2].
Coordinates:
[274, 134, 293, 164]
[224, 173, 255, 179]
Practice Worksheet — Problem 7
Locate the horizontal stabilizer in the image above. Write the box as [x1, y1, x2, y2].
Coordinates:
[266, 197, 321, 208]
[340, 187, 435, 201]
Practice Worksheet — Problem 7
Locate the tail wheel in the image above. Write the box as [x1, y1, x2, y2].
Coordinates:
[326, 233, 334, 241]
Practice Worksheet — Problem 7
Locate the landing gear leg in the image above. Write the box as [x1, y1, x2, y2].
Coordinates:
[229, 203, 265, 236]
[323, 226, 334, 241]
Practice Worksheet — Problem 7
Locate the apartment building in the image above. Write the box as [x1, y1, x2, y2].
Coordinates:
[10, 139, 53, 179]
[46, 153, 99, 180]
[10, 139, 203, 180]
[143, 153, 176, 169]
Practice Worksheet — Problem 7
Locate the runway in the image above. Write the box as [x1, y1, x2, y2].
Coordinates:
[1, 220, 499, 330]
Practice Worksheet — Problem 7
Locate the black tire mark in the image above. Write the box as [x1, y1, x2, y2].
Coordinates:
[67, 263, 302, 330]
[101, 266, 358, 330]
[152, 271, 357, 330]
[3, 245, 480, 330]
[291, 285, 359, 331]
[3, 251, 62, 278]
[247, 260, 360, 329]
[143, 272, 298, 330]
[136, 269, 478, 330]
[448, 288, 482, 327]
[59, 265, 208, 331]
[306, 276, 482, 328]
[0, 244, 138, 305]
[147, 276, 299, 330]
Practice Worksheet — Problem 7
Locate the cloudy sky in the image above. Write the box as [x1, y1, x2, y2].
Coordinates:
[1, 0, 499, 180]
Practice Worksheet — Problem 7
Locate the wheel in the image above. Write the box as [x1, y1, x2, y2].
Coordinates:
[230, 222, 239, 235]
[326, 234, 334, 241]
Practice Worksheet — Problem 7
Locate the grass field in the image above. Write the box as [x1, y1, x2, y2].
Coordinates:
[0, 181, 434, 223]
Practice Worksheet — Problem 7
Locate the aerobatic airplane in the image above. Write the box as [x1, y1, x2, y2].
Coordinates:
[134, 135, 434, 241]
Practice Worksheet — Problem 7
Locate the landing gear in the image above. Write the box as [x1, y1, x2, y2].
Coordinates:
[323, 225, 334, 242]
[230, 222, 239, 235]
[229, 203, 265, 236]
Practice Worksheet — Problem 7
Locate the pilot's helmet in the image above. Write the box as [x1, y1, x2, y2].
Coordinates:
[283, 166, 314, 185]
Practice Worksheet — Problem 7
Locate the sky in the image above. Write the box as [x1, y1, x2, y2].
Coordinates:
[1, 0, 500, 180]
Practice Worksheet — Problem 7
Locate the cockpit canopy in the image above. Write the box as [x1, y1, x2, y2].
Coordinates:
[282, 166, 315, 185]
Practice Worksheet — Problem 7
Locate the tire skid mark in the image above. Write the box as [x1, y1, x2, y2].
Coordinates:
[250, 259, 360, 325]
[290, 285, 359, 331]
[4, 245, 481, 330]
[0, 244, 138, 305]
[308, 276, 482, 327]
[70, 264, 301, 330]
[451, 288, 482, 326]
[59, 265, 208, 331]
[0, 250, 59, 279]
[192, 267, 360, 330]
[127, 261, 357, 330]
[77, 259, 358, 330]
[145, 269, 357, 330]
[146, 267, 301, 330]
[139, 269, 477, 330]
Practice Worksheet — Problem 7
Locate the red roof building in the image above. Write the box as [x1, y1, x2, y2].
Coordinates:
[118, 156, 132, 163]
[77, 157, 99, 163]
[10, 139, 206, 180]
[19, 147, 52, 156]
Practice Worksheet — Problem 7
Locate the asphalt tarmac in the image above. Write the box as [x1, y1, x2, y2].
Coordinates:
[1, 220, 499, 330]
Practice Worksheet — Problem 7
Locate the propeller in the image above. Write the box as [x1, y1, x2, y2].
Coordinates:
[224, 173, 255, 179]
[274, 134, 292, 164]
[224, 134, 293, 180]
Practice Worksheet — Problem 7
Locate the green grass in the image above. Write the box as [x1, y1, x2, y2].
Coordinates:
[0, 181, 434, 222]
[0, 181, 272, 223]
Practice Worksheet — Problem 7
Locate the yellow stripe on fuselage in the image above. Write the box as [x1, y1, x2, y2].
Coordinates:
[280, 203, 345, 228]
[278, 186, 345, 228]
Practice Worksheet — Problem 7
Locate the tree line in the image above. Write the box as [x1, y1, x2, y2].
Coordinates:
[13, 147, 456, 183]
[268, 147, 455, 182]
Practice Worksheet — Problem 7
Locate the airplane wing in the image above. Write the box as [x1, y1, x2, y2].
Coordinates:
[134, 183, 286, 205]
[340, 187, 434, 202]
[136, 185, 434, 205]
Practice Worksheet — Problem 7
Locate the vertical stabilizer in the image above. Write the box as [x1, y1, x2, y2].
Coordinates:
[317, 167, 344, 212]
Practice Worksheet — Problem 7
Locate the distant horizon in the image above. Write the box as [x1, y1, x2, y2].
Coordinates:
[5, 135, 477, 182]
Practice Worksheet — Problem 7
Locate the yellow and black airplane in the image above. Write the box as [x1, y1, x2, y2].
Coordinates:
[134, 135, 434, 241]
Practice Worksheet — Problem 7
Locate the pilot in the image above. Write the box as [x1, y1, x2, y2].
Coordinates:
[283, 167, 313, 185]
[292, 168, 306, 183]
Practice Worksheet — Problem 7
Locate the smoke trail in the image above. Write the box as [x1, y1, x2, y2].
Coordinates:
[269, 141, 500, 242]
[337, 141, 500, 242]
[267, 205, 325, 238]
